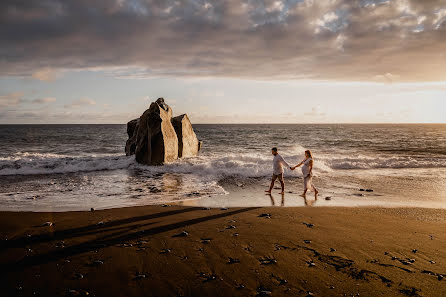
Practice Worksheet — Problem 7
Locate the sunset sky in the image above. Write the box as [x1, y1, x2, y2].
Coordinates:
[1, 0, 445, 124]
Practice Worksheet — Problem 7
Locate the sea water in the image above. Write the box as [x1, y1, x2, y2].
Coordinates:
[0, 124, 445, 211]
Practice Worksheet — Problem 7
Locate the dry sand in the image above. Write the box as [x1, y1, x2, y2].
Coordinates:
[0, 205, 445, 297]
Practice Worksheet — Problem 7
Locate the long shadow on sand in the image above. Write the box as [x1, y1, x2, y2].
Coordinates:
[3, 207, 259, 271]
[0, 207, 199, 249]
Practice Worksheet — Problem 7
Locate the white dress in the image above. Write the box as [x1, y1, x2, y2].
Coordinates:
[302, 158, 314, 191]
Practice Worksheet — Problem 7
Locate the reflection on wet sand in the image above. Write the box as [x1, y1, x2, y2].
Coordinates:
[268, 193, 285, 206]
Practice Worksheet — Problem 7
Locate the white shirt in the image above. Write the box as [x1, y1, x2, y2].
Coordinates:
[273, 153, 290, 175]
[302, 157, 313, 177]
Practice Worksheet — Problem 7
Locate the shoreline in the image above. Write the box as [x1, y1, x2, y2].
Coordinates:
[1, 205, 445, 296]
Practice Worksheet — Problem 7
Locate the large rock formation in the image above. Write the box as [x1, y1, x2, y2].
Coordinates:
[171, 114, 202, 158]
[125, 98, 201, 165]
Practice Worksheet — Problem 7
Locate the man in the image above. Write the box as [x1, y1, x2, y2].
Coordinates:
[265, 147, 294, 194]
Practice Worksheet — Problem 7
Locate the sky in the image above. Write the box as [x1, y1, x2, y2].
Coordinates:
[1, 0, 445, 124]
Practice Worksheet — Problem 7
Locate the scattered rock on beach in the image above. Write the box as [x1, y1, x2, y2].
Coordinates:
[41, 222, 53, 227]
[439, 275, 444, 281]
[307, 261, 316, 267]
[96, 221, 104, 226]
[258, 213, 271, 218]
[201, 239, 211, 244]
[259, 257, 277, 265]
[303, 222, 314, 228]
[160, 249, 171, 254]
[90, 208, 95, 212]
[412, 249, 418, 253]
[226, 225, 236, 229]
[325, 196, 332, 200]
[172, 231, 189, 237]
[304, 240, 311, 244]
[330, 248, 337, 252]
[73, 273, 84, 280]
[133, 274, 146, 280]
[228, 257, 240, 264]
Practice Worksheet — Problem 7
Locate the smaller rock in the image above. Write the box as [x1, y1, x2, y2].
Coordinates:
[330, 285, 335, 289]
[304, 240, 311, 244]
[325, 196, 332, 200]
[228, 257, 240, 264]
[306, 291, 314, 297]
[226, 225, 236, 229]
[236, 284, 245, 289]
[67, 289, 80, 296]
[279, 279, 288, 285]
[258, 213, 271, 218]
[365, 189, 373, 192]
[359, 189, 365, 191]
[259, 257, 277, 265]
[90, 208, 95, 212]
[161, 204, 169, 207]
[232, 233, 239, 237]
[412, 249, 418, 253]
[202, 207, 211, 210]
[308, 261, 316, 267]
[41, 222, 53, 227]
[392, 256, 397, 260]
[429, 260, 436, 264]
[96, 221, 104, 226]
[220, 207, 228, 210]
[160, 249, 171, 254]
[384, 251, 389, 255]
[73, 273, 84, 280]
[92, 260, 104, 266]
[438, 275, 443, 281]
[201, 239, 211, 244]
[134, 274, 146, 280]
[303, 222, 314, 228]
[56, 241, 65, 248]
[408, 258, 416, 263]
[330, 248, 336, 252]
[173, 231, 189, 237]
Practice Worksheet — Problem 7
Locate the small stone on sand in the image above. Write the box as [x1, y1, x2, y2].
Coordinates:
[325, 196, 332, 200]
[173, 231, 189, 237]
[330, 248, 336, 252]
[228, 257, 240, 264]
[412, 249, 418, 253]
[73, 273, 84, 280]
[258, 213, 271, 218]
[41, 222, 53, 227]
[226, 225, 236, 229]
[304, 240, 311, 244]
[134, 274, 146, 280]
[160, 249, 171, 254]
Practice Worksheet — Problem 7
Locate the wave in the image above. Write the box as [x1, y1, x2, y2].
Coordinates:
[1, 147, 445, 176]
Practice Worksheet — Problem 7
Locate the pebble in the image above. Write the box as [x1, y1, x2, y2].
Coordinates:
[429, 260, 436, 264]
[56, 241, 65, 248]
[134, 274, 146, 280]
[96, 221, 104, 226]
[233, 233, 239, 237]
[202, 207, 211, 210]
[73, 273, 84, 280]
[304, 240, 311, 244]
[228, 257, 240, 264]
[220, 207, 228, 210]
[392, 256, 397, 260]
[306, 292, 314, 297]
[308, 261, 316, 267]
[236, 284, 245, 289]
[258, 213, 271, 218]
[92, 260, 104, 266]
[160, 249, 171, 254]
[67, 289, 80, 296]
[325, 196, 332, 200]
[161, 204, 169, 207]
[258, 290, 272, 296]
[303, 222, 314, 228]
[173, 231, 189, 237]
[260, 257, 277, 265]
[330, 285, 335, 289]
[201, 239, 211, 244]
[412, 249, 418, 253]
[438, 275, 444, 281]
[330, 248, 337, 252]
[90, 208, 95, 212]
[408, 258, 416, 263]
[226, 225, 237, 229]
[41, 221, 53, 227]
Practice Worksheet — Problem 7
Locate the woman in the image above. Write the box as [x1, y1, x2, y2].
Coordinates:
[292, 150, 319, 199]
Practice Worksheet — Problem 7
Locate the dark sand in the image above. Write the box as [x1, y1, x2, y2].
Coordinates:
[0, 205, 445, 296]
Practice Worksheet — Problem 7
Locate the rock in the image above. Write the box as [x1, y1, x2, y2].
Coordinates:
[429, 260, 436, 264]
[134, 274, 146, 280]
[171, 114, 201, 158]
[325, 196, 332, 200]
[307, 261, 316, 267]
[259, 257, 277, 265]
[258, 213, 271, 218]
[160, 248, 171, 254]
[226, 225, 236, 229]
[303, 222, 314, 228]
[330, 248, 336, 252]
[236, 284, 245, 290]
[201, 239, 211, 244]
[125, 98, 202, 165]
[365, 189, 373, 192]
[73, 273, 84, 280]
[173, 231, 189, 237]
[220, 207, 228, 210]
[90, 208, 95, 212]
[304, 240, 311, 244]
[359, 188, 365, 191]
[412, 249, 418, 253]
[41, 222, 53, 227]
[439, 274, 444, 281]
[125, 98, 178, 165]
[96, 221, 104, 226]
[228, 257, 240, 264]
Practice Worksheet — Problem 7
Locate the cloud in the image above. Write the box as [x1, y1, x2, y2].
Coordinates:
[64, 97, 96, 108]
[0, 92, 24, 109]
[0, 0, 446, 82]
[31, 68, 60, 82]
[31, 97, 57, 104]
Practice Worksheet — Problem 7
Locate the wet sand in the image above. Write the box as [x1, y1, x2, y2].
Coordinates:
[0, 205, 445, 297]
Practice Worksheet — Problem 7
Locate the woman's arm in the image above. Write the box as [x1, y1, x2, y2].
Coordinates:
[292, 161, 304, 170]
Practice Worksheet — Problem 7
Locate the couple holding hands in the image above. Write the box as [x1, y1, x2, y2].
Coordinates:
[265, 147, 319, 198]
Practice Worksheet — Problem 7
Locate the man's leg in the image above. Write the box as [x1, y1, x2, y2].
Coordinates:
[279, 174, 285, 194]
[266, 175, 277, 193]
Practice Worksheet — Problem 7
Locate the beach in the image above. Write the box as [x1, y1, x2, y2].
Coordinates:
[1, 205, 445, 297]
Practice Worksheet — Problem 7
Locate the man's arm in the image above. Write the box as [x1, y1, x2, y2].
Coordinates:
[280, 156, 292, 169]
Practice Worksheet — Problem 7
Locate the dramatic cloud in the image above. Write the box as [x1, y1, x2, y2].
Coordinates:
[1, 0, 446, 81]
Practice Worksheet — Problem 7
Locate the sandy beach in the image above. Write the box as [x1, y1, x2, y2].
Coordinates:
[1, 205, 445, 297]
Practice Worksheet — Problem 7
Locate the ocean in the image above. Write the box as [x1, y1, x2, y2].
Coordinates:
[0, 124, 445, 211]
